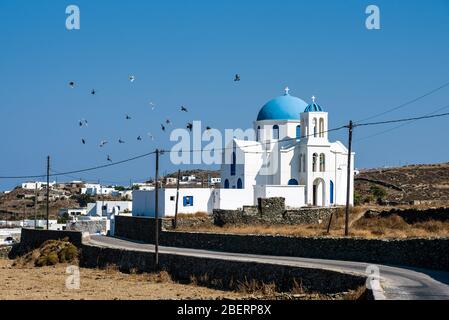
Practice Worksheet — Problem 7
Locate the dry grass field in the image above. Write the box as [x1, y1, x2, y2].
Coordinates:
[177, 206, 449, 239]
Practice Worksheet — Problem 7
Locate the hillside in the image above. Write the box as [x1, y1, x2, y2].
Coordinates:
[355, 163, 449, 204]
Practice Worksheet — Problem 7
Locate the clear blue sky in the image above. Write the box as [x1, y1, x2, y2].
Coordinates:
[1, 0, 449, 191]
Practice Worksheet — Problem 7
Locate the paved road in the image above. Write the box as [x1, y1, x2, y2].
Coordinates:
[88, 235, 449, 300]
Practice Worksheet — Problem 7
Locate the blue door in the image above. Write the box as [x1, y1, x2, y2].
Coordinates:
[330, 180, 334, 204]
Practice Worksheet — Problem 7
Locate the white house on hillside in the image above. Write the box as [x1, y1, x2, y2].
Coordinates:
[133, 88, 354, 217]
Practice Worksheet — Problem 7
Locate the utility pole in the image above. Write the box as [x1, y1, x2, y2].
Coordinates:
[34, 182, 38, 229]
[345, 121, 353, 237]
[154, 149, 160, 270]
[46, 156, 50, 230]
[174, 169, 181, 229]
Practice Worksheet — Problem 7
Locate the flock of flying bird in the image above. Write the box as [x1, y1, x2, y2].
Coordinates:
[73, 74, 241, 162]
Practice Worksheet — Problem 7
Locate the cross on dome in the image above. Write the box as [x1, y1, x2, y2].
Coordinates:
[284, 87, 290, 95]
[312, 96, 316, 103]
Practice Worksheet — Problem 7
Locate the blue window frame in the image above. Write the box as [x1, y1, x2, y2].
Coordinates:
[183, 196, 193, 207]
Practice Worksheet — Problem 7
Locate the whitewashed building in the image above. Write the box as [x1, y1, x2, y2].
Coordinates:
[133, 89, 354, 217]
[21, 181, 56, 190]
[87, 201, 132, 217]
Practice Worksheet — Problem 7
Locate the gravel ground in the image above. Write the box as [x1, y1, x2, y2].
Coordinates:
[0, 258, 243, 300]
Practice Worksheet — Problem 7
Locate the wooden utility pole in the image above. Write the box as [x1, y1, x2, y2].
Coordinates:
[174, 169, 181, 229]
[46, 156, 50, 230]
[34, 182, 38, 229]
[154, 149, 160, 270]
[344, 121, 353, 237]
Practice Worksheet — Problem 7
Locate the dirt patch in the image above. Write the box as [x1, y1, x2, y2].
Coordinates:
[0, 258, 244, 300]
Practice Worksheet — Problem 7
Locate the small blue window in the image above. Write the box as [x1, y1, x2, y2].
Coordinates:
[183, 196, 193, 207]
[330, 181, 334, 204]
[237, 178, 243, 189]
[288, 179, 299, 185]
[224, 179, 229, 189]
[296, 125, 301, 140]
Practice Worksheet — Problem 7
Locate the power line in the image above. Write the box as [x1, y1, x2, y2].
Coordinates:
[354, 104, 449, 142]
[354, 110, 449, 127]
[0, 151, 156, 179]
[356, 80, 449, 123]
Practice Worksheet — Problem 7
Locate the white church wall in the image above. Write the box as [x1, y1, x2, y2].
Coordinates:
[162, 188, 214, 215]
[213, 189, 255, 210]
[254, 185, 305, 208]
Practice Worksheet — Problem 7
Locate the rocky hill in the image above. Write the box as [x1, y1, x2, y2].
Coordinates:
[355, 163, 449, 205]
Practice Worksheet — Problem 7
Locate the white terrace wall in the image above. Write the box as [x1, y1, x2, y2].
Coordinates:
[254, 185, 305, 209]
[213, 189, 255, 210]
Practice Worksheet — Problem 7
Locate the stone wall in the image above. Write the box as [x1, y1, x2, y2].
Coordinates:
[80, 243, 366, 295]
[66, 220, 108, 234]
[114, 216, 449, 271]
[365, 207, 449, 223]
[214, 198, 336, 226]
[115, 216, 163, 243]
[10, 228, 83, 258]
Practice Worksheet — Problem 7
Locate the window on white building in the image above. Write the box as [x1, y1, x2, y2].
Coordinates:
[320, 153, 325, 172]
[312, 153, 318, 172]
[273, 125, 279, 140]
[183, 196, 193, 206]
[319, 118, 325, 138]
[313, 118, 317, 138]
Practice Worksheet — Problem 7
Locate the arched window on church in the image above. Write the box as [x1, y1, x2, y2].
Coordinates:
[257, 126, 261, 141]
[302, 154, 306, 172]
[230, 151, 236, 176]
[299, 154, 302, 172]
[273, 125, 279, 140]
[320, 153, 325, 172]
[319, 118, 325, 138]
[237, 178, 243, 189]
[224, 179, 229, 189]
[312, 153, 318, 172]
[296, 125, 301, 141]
[313, 118, 317, 138]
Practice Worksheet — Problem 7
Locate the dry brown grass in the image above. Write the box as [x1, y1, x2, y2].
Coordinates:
[177, 206, 449, 239]
[176, 212, 209, 219]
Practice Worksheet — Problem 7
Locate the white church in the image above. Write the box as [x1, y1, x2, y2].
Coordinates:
[132, 88, 354, 217]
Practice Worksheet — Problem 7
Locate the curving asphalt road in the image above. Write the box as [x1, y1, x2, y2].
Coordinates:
[88, 235, 449, 300]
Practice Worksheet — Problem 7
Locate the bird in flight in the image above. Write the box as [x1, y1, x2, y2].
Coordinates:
[149, 102, 156, 110]
[125, 114, 132, 120]
[118, 138, 125, 144]
[186, 122, 193, 132]
[180, 106, 188, 112]
[234, 74, 241, 82]
[79, 119, 88, 127]
[69, 81, 75, 88]
[91, 89, 96, 95]
[137, 136, 142, 141]
[147, 132, 154, 140]
[165, 118, 172, 125]
[100, 140, 108, 147]
[206, 126, 212, 131]
[161, 124, 166, 132]
[129, 75, 135, 82]
[107, 155, 112, 163]
[81, 139, 86, 145]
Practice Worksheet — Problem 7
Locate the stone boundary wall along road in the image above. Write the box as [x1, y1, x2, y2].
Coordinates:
[114, 216, 449, 272]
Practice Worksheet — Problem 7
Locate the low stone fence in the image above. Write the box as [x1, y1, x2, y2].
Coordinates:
[213, 206, 336, 226]
[80, 243, 366, 295]
[365, 207, 449, 223]
[114, 216, 449, 271]
[9, 228, 83, 257]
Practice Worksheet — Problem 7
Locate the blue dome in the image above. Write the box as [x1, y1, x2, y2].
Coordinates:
[257, 94, 308, 121]
[304, 102, 324, 112]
